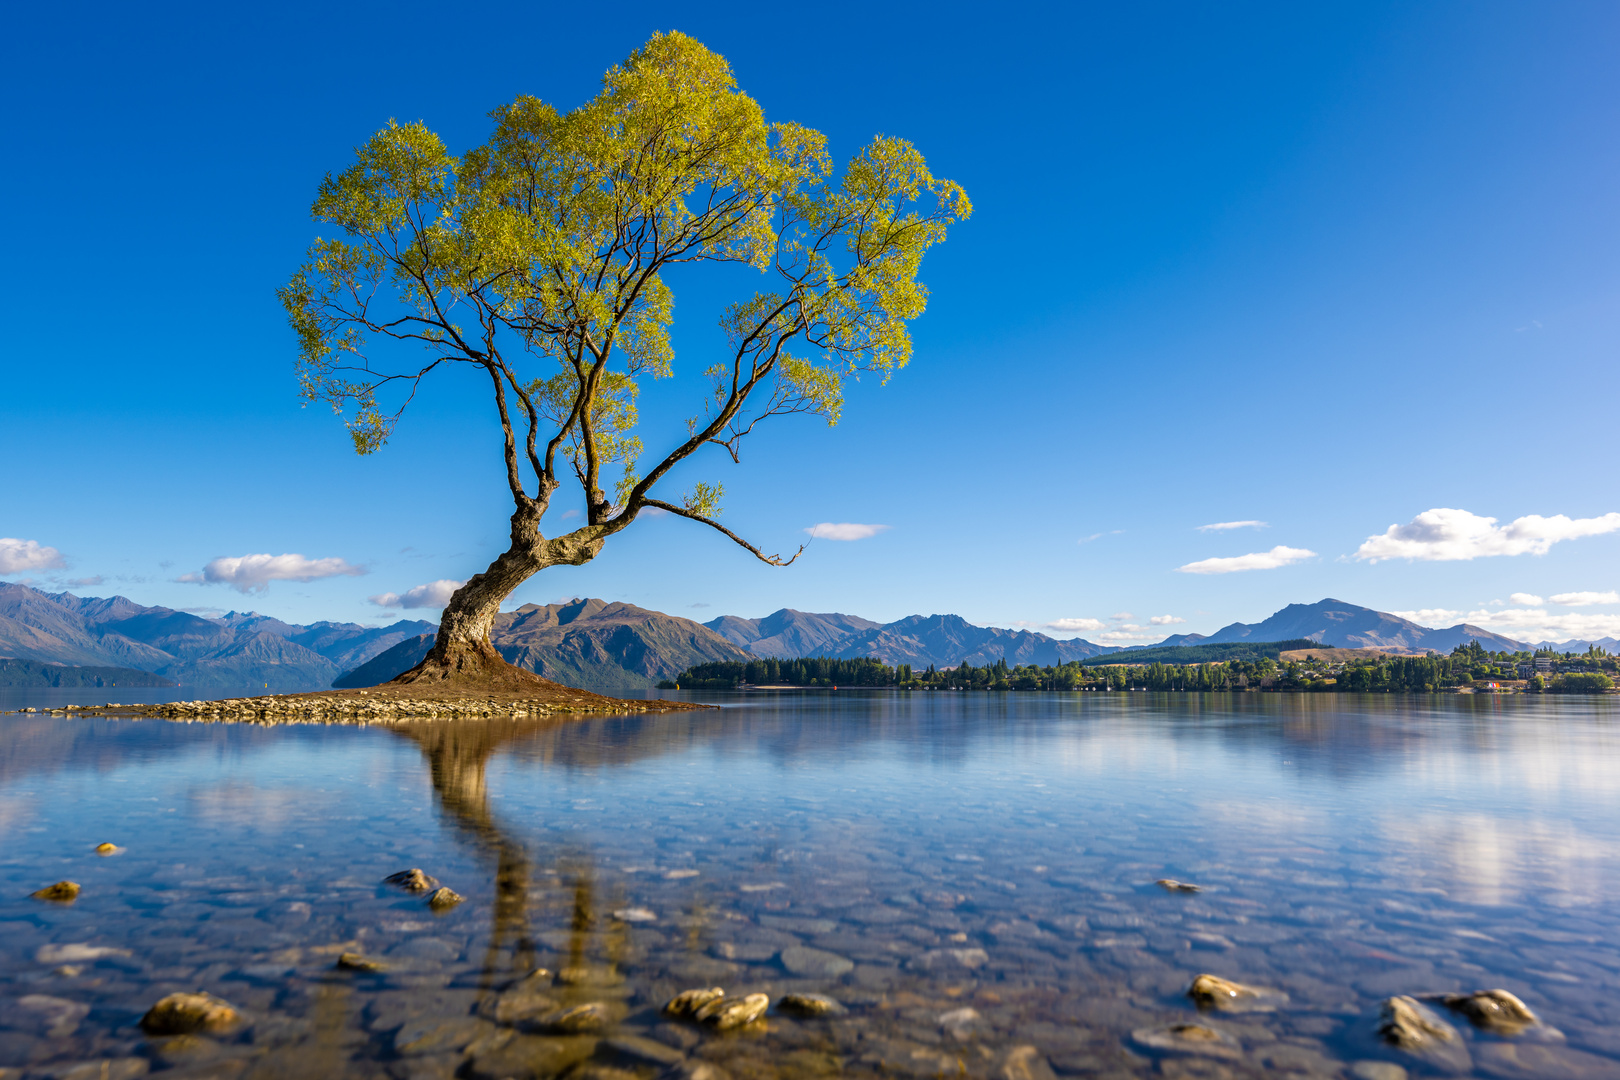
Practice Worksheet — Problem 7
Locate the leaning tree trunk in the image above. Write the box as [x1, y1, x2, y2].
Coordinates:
[390, 503, 602, 687]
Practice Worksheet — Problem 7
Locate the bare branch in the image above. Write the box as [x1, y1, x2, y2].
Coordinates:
[641, 499, 802, 566]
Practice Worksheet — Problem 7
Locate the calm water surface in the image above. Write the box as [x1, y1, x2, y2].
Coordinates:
[2, 692, 1619, 1080]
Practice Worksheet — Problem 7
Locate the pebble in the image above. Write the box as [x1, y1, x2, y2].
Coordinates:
[336, 952, 387, 972]
[385, 869, 440, 893]
[139, 992, 241, 1035]
[35, 944, 130, 964]
[610, 907, 657, 923]
[1349, 1063, 1409, 1080]
[694, 993, 769, 1030]
[543, 1002, 617, 1034]
[427, 887, 464, 911]
[776, 993, 847, 1017]
[1130, 1022, 1243, 1059]
[663, 987, 725, 1019]
[94, 843, 123, 855]
[14, 995, 91, 1038]
[597, 1035, 686, 1068]
[779, 945, 854, 978]
[1156, 879, 1201, 892]
[31, 881, 81, 902]
[1377, 996, 1471, 1072]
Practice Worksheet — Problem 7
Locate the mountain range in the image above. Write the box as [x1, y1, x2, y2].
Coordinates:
[4, 580, 1605, 696]
[0, 582, 435, 692]
[336, 598, 750, 693]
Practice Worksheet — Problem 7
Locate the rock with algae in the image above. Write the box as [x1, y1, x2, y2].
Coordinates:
[694, 993, 769, 1030]
[1186, 973, 1288, 1012]
[1438, 989, 1557, 1037]
[140, 992, 241, 1035]
[664, 987, 725, 1020]
[1378, 996, 1471, 1073]
[427, 886, 464, 911]
[777, 993, 847, 1017]
[31, 881, 81, 902]
[384, 868, 439, 893]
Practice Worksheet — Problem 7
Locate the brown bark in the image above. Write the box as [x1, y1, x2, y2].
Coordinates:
[390, 502, 604, 690]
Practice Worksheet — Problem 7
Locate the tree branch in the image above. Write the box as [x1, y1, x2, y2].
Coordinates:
[641, 499, 801, 566]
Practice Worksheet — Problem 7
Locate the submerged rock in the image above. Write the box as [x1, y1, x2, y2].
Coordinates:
[427, 886, 464, 911]
[1186, 973, 1287, 1012]
[1130, 1022, 1242, 1059]
[31, 881, 80, 902]
[335, 952, 387, 972]
[1156, 879, 1201, 892]
[1378, 996, 1471, 1073]
[610, 907, 657, 923]
[1349, 1063, 1409, 1080]
[779, 945, 853, 978]
[139, 992, 241, 1035]
[543, 1002, 619, 1034]
[384, 868, 439, 893]
[694, 993, 768, 1030]
[15, 994, 91, 1037]
[36, 943, 130, 964]
[997, 1045, 1059, 1080]
[663, 987, 724, 1019]
[777, 993, 847, 1017]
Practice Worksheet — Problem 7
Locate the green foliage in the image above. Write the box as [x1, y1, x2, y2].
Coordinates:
[280, 31, 969, 556]
[1550, 672, 1615, 694]
[1078, 639, 1322, 667]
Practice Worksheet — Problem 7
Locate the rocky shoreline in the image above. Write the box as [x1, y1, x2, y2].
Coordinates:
[8, 691, 710, 724]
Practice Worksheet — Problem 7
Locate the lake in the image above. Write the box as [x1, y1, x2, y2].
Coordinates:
[2, 691, 1619, 1079]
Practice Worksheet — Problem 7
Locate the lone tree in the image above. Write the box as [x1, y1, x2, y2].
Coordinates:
[280, 32, 969, 688]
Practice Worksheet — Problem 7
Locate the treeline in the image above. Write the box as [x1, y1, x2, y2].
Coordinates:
[664, 641, 1616, 694]
[1078, 639, 1322, 666]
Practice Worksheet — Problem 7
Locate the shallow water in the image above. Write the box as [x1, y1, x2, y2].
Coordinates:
[2, 692, 1620, 1079]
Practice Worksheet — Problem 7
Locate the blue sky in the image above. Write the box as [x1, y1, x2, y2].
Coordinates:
[4, 1, 1619, 645]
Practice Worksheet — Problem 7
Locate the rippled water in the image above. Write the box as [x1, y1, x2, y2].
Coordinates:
[3, 692, 1620, 1080]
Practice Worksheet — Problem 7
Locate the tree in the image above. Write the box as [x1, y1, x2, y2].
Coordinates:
[280, 33, 969, 686]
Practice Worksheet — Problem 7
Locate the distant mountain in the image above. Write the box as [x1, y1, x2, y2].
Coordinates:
[0, 659, 177, 688]
[1203, 598, 1525, 653]
[0, 582, 435, 692]
[334, 598, 751, 693]
[829, 613, 1113, 668]
[705, 609, 882, 658]
[1125, 632, 1207, 651]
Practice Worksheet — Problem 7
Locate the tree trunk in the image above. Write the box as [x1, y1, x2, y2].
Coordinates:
[390, 503, 600, 689]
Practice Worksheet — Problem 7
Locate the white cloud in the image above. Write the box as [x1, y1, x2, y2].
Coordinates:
[1196, 520, 1268, 532]
[369, 579, 466, 609]
[1391, 604, 1620, 644]
[179, 553, 365, 594]
[1150, 614, 1186, 626]
[1509, 593, 1544, 606]
[1355, 508, 1620, 563]
[1047, 617, 1107, 633]
[1552, 591, 1619, 607]
[1176, 546, 1317, 575]
[805, 522, 890, 541]
[1078, 530, 1123, 544]
[0, 538, 65, 575]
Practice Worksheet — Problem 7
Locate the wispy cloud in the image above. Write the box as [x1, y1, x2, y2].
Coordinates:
[369, 579, 466, 609]
[1196, 520, 1267, 532]
[1176, 545, 1317, 575]
[0, 538, 65, 575]
[805, 523, 890, 541]
[689, 602, 711, 609]
[1077, 530, 1124, 545]
[1039, 611, 1181, 644]
[53, 576, 104, 590]
[1355, 508, 1620, 562]
[1552, 591, 1619, 607]
[1392, 604, 1620, 644]
[179, 553, 365, 594]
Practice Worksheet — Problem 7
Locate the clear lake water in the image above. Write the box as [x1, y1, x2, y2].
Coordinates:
[2, 691, 1619, 1079]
